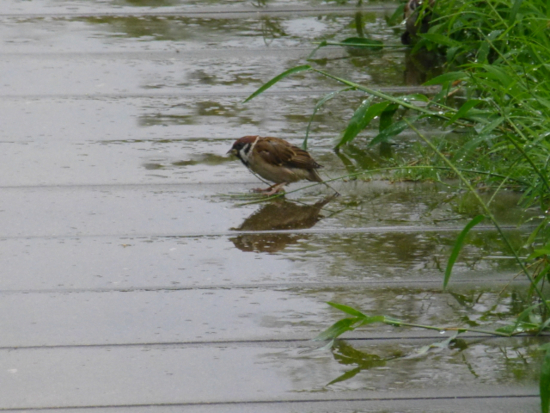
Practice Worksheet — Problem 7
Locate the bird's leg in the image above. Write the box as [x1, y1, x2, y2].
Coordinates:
[264, 183, 286, 196]
[251, 183, 286, 196]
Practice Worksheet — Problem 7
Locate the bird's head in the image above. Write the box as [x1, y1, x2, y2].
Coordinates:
[227, 135, 259, 165]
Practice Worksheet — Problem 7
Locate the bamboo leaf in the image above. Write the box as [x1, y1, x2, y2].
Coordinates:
[340, 37, 384, 51]
[379, 104, 399, 132]
[327, 302, 367, 318]
[405, 334, 459, 358]
[528, 244, 550, 260]
[444, 215, 485, 289]
[243, 65, 311, 103]
[462, 108, 497, 124]
[445, 100, 482, 125]
[387, 3, 405, 25]
[335, 98, 373, 147]
[315, 318, 357, 341]
[403, 94, 429, 102]
[327, 367, 362, 386]
[359, 315, 386, 326]
[477, 40, 490, 64]
[451, 131, 491, 162]
[540, 316, 550, 333]
[423, 71, 467, 86]
[487, 30, 503, 41]
[368, 119, 409, 147]
[524, 218, 550, 248]
[478, 116, 504, 134]
[500, 303, 543, 335]
[446, 46, 460, 61]
[495, 321, 539, 335]
[481, 65, 513, 86]
[509, 0, 523, 24]
[336, 100, 394, 148]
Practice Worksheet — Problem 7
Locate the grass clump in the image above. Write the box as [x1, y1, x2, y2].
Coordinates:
[246, 0, 550, 409]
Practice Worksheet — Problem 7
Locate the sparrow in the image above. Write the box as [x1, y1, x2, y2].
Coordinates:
[227, 135, 332, 195]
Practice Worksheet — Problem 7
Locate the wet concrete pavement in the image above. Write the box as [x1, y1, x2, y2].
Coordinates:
[0, 1, 542, 411]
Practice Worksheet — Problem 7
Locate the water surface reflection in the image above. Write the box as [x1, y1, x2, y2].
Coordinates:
[230, 196, 337, 253]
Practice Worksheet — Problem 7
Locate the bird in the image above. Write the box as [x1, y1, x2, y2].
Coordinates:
[227, 135, 334, 196]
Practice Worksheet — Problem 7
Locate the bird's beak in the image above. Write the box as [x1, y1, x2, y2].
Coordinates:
[227, 148, 237, 156]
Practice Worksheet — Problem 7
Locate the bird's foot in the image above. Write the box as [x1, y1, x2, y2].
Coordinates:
[251, 183, 286, 196]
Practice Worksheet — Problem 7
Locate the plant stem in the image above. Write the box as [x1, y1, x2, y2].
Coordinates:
[387, 319, 512, 337]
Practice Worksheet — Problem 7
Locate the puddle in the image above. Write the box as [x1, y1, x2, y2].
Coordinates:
[0, 339, 539, 409]
[273, 336, 543, 395]
[0, 224, 527, 291]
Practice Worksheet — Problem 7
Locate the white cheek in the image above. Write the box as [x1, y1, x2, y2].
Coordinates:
[238, 148, 250, 161]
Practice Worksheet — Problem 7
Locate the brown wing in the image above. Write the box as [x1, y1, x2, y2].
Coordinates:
[255, 137, 322, 170]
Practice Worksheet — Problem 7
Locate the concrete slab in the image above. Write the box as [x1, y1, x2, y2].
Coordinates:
[0, 339, 540, 409]
[0, 8, 397, 54]
[0, 182, 531, 237]
[0, 229, 520, 291]
[0, 284, 534, 347]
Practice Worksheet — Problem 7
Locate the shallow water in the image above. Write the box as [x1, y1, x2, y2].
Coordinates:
[0, 1, 542, 411]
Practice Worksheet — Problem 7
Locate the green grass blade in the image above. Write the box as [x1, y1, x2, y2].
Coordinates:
[444, 215, 485, 290]
[315, 38, 385, 51]
[387, 2, 405, 25]
[509, 0, 523, 25]
[406, 120, 549, 307]
[243, 64, 312, 103]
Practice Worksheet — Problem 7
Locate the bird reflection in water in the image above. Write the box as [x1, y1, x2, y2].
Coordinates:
[230, 195, 337, 253]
